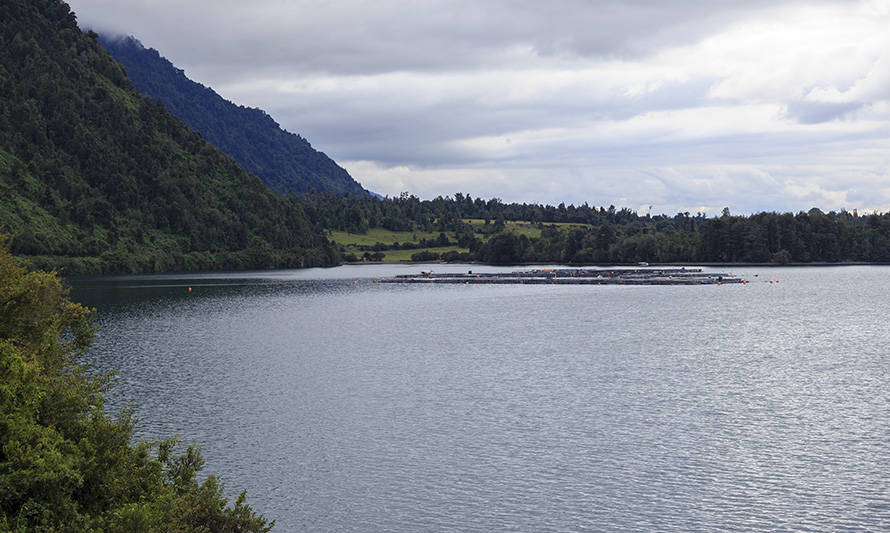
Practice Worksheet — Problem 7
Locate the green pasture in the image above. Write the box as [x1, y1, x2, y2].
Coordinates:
[329, 228, 468, 262]
[462, 219, 592, 240]
[382, 246, 467, 262]
[328, 227, 453, 246]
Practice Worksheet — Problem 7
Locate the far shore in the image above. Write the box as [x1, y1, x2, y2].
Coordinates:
[340, 260, 890, 268]
[51, 259, 890, 280]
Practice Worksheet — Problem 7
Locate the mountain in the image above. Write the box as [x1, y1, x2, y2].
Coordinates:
[0, 0, 339, 274]
[98, 34, 367, 197]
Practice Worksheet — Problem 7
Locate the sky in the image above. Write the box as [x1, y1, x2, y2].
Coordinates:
[69, 0, 890, 215]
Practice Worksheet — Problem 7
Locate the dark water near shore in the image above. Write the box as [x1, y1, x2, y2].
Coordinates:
[72, 264, 890, 532]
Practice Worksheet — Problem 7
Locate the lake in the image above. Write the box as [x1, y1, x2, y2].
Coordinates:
[72, 264, 890, 531]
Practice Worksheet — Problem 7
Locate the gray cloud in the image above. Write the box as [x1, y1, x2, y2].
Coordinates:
[68, 0, 890, 214]
[73, 0, 795, 77]
[784, 101, 863, 124]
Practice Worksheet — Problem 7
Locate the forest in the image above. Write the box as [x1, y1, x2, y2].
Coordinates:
[0, 0, 338, 275]
[305, 192, 890, 265]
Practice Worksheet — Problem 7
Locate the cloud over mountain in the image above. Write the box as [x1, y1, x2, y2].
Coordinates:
[73, 0, 890, 214]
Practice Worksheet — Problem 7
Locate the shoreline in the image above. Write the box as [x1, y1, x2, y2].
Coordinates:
[48, 258, 890, 280]
[342, 260, 890, 268]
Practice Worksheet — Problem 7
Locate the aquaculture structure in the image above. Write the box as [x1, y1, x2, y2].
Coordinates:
[379, 268, 745, 285]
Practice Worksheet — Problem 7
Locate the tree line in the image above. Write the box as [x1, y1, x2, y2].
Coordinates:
[305, 193, 890, 264]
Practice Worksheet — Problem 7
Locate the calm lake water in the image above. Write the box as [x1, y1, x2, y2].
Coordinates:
[71, 264, 890, 532]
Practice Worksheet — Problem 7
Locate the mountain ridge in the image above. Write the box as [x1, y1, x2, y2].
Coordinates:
[98, 34, 367, 196]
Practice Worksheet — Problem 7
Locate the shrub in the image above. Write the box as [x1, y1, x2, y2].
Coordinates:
[0, 236, 272, 531]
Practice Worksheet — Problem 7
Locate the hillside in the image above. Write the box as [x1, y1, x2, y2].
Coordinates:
[98, 35, 367, 196]
[0, 0, 339, 274]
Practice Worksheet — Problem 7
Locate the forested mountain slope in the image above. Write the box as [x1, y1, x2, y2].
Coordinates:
[99, 35, 366, 196]
[0, 0, 338, 274]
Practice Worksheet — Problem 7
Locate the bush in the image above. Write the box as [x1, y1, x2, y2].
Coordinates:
[410, 250, 440, 262]
[440, 250, 471, 262]
[772, 249, 792, 264]
[0, 236, 272, 531]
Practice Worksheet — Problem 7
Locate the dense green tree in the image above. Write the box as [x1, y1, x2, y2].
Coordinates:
[410, 250, 440, 262]
[0, 0, 338, 275]
[0, 238, 272, 531]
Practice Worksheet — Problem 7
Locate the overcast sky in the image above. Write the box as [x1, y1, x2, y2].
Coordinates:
[70, 0, 890, 215]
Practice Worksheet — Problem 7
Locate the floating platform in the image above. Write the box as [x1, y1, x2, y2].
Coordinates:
[379, 268, 745, 285]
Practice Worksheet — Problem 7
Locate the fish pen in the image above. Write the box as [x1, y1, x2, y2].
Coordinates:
[378, 268, 745, 285]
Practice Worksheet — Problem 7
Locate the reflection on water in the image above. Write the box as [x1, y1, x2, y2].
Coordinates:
[73, 265, 890, 532]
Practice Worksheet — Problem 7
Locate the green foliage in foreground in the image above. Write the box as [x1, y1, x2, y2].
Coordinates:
[0, 239, 272, 531]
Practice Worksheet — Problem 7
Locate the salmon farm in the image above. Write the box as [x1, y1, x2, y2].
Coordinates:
[379, 268, 746, 285]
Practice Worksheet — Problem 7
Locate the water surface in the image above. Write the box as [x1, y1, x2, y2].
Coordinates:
[73, 265, 890, 531]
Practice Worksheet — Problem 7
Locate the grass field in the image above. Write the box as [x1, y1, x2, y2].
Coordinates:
[462, 220, 542, 239]
[328, 228, 454, 246]
[328, 228, 467, 262]
[462, 219, 592, 241]
[329, 220, 590, 262]
[381, 246, 467, 262]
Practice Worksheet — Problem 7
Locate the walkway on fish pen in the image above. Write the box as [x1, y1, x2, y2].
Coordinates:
[379, 268, 746, 285]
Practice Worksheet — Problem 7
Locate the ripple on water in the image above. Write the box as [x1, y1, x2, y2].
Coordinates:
[75, 266, 890, 531]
